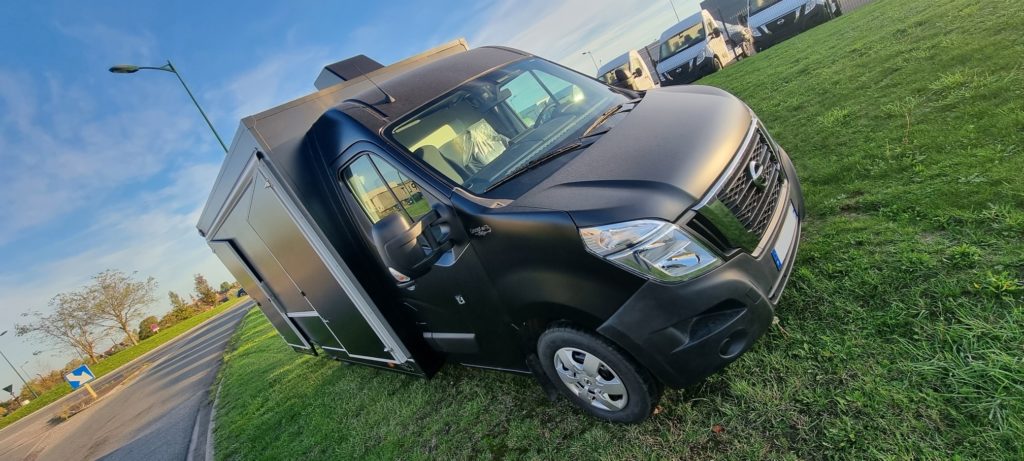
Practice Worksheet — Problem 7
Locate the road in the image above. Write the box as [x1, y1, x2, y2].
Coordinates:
[0, 302, 251, 461]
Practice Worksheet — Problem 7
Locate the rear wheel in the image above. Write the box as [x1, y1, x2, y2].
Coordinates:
[537, 326, 660, 423]
[713, 57, 724, 72]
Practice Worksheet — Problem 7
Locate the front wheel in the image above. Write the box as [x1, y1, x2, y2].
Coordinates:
[537, 326, 660, 423]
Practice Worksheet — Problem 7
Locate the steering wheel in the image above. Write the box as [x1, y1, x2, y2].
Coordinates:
[534, 102, 564, 126]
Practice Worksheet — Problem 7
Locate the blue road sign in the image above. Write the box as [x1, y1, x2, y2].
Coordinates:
[65, 364, 95, 390]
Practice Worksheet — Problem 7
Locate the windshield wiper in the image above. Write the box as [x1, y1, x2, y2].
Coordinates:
[580, 98, 641, 139]
[580, 104, 623, 139]
[485, 140, 589, 192]
[485, 99, 640, 192]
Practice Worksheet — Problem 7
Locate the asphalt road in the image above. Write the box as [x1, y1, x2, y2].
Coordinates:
[0, 302, 251, 461]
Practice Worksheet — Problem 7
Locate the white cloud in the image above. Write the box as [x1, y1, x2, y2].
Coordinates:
[0, 67, 208, 245]
[469, 0, 699, 74]
[0, 160, 232, 367]
[210, 47, 334, 122]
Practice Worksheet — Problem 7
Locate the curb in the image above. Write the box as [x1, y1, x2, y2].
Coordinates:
[207, 383, 223, 460]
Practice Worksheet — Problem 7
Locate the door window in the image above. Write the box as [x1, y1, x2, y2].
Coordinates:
[342, 155, 431, 223]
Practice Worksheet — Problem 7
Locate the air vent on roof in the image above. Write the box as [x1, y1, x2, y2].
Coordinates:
[314, 55, 385, 90]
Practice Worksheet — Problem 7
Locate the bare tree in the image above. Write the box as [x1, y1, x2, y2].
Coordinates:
[90, 270, 158, 346]
[16, 291, 107, 364]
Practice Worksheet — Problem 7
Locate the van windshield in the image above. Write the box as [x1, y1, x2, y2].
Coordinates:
[659, 22, 706, 60]
[749, 0, 785, 16]
[389, 58, 628, 193]
[599, 63, 630, 84]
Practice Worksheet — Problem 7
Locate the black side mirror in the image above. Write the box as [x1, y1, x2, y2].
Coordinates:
[632, 67, 644, 78]
[711, 28, 723, 38]
[371, 205, 452, 283]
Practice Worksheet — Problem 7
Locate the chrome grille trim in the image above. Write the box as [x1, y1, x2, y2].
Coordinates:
[716, 129, 784, 237]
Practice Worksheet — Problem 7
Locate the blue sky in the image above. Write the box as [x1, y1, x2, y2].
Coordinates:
[0, 0, 698, 393]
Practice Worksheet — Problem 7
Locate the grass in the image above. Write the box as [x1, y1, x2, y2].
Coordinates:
[213, 0, 1024, 458]
[0, 296, 248, 430]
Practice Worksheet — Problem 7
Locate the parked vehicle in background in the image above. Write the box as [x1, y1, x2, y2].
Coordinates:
[200, 39, 803, 423]
[656, 10, 755, 85]
[746, 0, 841, 51]
[597, 50, 657, 91]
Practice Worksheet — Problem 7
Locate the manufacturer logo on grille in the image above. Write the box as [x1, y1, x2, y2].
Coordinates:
[748, 160, 768, 189]
[776, 18, 786, 25]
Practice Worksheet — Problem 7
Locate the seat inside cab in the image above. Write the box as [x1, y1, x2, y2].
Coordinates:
[393, 87, 516, 184]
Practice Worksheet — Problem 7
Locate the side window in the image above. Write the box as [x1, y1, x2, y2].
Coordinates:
[374, 158, 431, 221]
[342, 155, 431, 223]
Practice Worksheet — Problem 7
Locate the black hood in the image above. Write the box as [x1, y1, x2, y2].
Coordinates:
[512, 85, 753, 228]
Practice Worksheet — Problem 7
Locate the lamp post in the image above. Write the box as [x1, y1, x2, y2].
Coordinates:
[0, 331, 38, 398]
[109, 60, 228, 154]
[581, 51, 600, 74]
[19, 361, 32, 384]
[667, 0, 680, 22]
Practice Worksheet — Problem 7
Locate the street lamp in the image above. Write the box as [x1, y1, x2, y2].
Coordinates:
[581, 51, 600, 74]
[667, 0, 680, 22]
[0, 331, 38, 398]
[108, 60, 228, 154]
[19, 360, 31, 383]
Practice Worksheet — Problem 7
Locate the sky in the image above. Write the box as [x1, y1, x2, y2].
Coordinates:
[0, 0, 699, 394]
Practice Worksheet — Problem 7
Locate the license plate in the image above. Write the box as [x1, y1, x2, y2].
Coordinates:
[770, 204, 799, 270]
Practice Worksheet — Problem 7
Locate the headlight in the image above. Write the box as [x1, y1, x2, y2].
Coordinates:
[694, 48, 709, 63]
[750, 27, 762, 37]
[804, 0, 819, 11]
[580, 220, 721, 282]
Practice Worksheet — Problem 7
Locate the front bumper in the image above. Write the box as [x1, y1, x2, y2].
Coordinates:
[660, 57, 717, 86]
[597, 153, 804, 388]
[753, 4, 832, 51]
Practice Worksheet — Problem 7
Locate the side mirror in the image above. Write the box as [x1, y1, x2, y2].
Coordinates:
[711, 28, 723, 38]
[371, 208, 451, 282]
[632, 67, 644, 78]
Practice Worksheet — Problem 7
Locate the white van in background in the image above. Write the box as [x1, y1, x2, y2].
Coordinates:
[747, 0, 841, 51]
[596, 50, 657, 91]
[655, 9, 754, 85]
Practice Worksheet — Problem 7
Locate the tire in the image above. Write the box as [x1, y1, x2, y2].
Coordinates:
[713, 57, 724, 72]
[537, 326, 660, 423]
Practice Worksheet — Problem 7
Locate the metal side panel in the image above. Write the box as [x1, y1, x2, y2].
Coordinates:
[209, 240, 313, 353]
[251, 162, 411, 364]
[206, 163, 346, 353]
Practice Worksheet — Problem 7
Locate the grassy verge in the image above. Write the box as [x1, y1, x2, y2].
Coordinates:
[0, 296, 248, 430]
[214, 0, 1023, 458]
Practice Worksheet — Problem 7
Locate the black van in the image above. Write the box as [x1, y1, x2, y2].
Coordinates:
[198, 39, 803, 423]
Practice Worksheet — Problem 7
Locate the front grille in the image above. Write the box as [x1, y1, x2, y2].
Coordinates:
[762, 9, 801, 35]
[716, 129, 784, 239]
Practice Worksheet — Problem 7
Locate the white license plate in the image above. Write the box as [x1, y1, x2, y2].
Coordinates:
[770, 204, 799, 270]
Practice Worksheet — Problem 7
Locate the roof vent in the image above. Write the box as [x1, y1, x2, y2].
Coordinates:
[314, 55, 385, 90]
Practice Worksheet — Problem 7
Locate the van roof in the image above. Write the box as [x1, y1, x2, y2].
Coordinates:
[197, 42, 530, 235]
[659, 11, 704, 42]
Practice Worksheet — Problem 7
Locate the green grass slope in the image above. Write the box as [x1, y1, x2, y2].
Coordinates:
[214, 0, 1023, 458]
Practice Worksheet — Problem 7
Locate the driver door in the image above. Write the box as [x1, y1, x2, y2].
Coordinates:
[335, 149, 521, 369]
